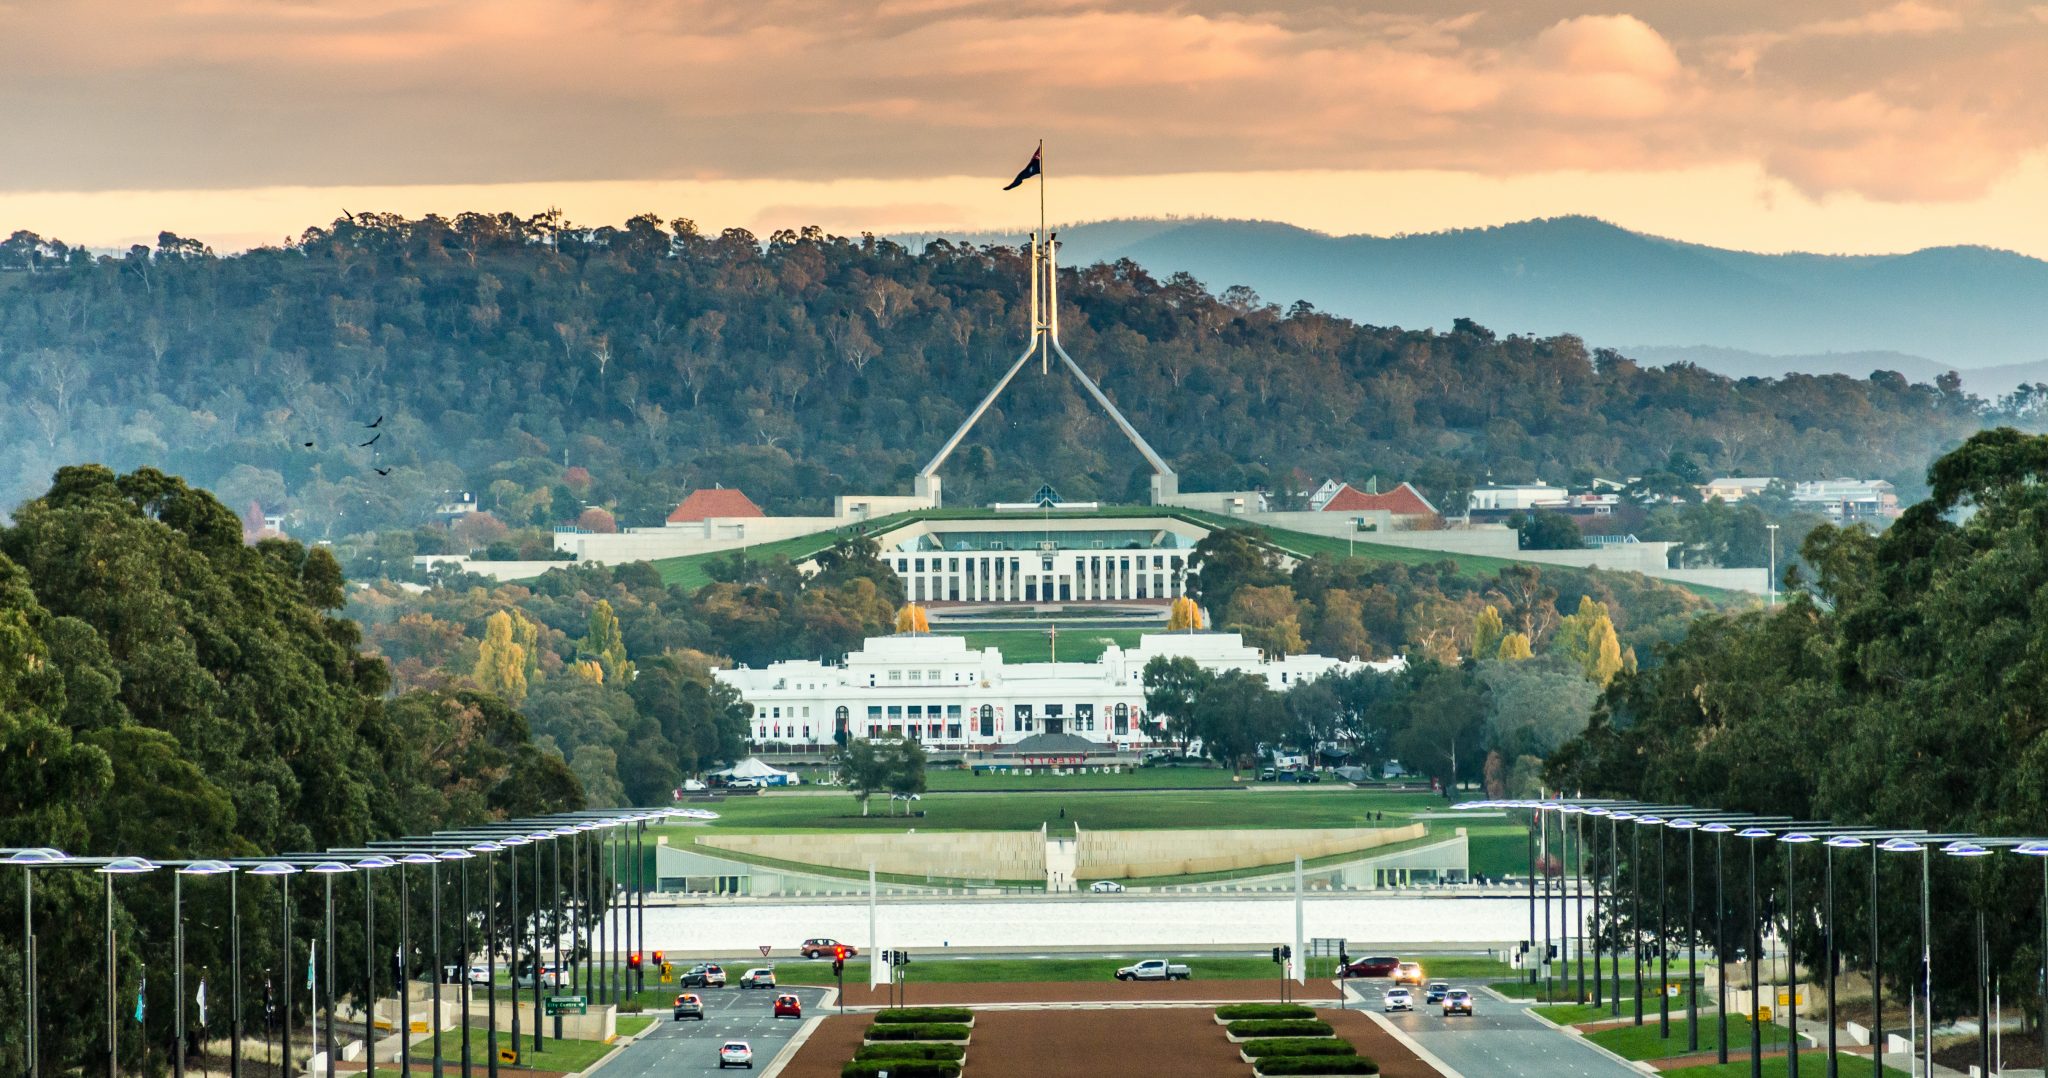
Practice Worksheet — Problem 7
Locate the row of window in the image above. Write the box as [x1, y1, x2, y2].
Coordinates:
[895, 555, 1184, 572]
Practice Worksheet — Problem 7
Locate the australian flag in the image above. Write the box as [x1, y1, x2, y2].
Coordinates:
[1003, 147, 1042, 191]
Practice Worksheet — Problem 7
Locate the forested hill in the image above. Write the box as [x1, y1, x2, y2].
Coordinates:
[0, 214, 2035, 539]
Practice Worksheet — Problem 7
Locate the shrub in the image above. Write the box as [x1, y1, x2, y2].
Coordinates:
[841, 1061, 962, 1078]
[863, 1023, 972, 1041]
[873, 1007, 974, 1024]
[854, 1044, 966, 1062]
[1241, 1038, 1358, 1058]
[1225, 1019, 1335, 1038]
[1254, 1057, 1378, 1075]
[1217, 1004, 1319, 1021]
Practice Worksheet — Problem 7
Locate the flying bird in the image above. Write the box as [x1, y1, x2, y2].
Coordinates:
[365, 415, 383, 428]
[302, 441, 314, 448]
[374, 467, 392, 477]
[358, 433, 381, 448]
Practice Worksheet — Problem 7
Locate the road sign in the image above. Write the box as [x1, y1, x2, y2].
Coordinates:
[544, 995, 587, 1016]
[497, 1048, 518, 1064]
[759, 945, 772, 957]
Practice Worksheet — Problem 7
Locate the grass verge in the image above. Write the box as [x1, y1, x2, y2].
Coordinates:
[1583, 1015, 1789, 1061]
[1660, 1053, 1909, 1078]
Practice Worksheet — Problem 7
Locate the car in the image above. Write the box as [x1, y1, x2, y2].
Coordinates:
[800, 939, 856, 959]
[1394, 962, 1425, 985]
[672, 993, 704, 1021]
[1089, 880, 1125, 893]
[716, 1041, 753, 1069]
[467, 965, 490, 987]
[738, 967, 776, 989]
[679, 963, 727, 988]
[725, 777, 761, 790]
[1443, 988, 1475, 1016]
[1382, 988, 1413, 1012]
[772, 993, 802, 1018]
[1423, 981, 1450, 1004]
[513, 964, 562, 989]
[1258, 768, 1280, 782]
[1286, 770, 1322, 783]
[1341, 956, 1400, 978]
[1114, 959, 1191, 981]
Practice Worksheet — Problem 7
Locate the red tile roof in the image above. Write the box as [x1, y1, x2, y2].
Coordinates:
[667, 488, 765, 523]
[1321, 482, 1437, 517]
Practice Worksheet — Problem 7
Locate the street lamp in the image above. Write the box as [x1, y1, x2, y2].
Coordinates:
[1737, 826, 1775, 1078]
[304, 861, 354, 1078]
[98, 857, 160, 1078]
[1585, 806, 1612, 1009]
[1702, 823, 1736, 1064]
[1766, 523, 1779, 606]
[397, 851, 439, 1078]
[355, 856, 398, 1078]
[1880, 837, 1932, 1078]
[245, 862, 299, 1075]
[2011, 841, 2048, 1078]
[1941, 841, 1994, 1078]
[1669, 818, 1702, 1051]
[1777, 831, 1821, 1078]
[468, 840, 505, 1078]
[1634, 814, 1667, 1035]
[435, 846, 474, 1078]
[7, 847, 69, 1078]
[174, 861, 237, 1078]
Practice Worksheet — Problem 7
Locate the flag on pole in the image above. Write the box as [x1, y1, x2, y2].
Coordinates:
[134, 972, 147, 1023]
[197, 978, 208, 1026]
[1002, 147, 1042, 191]
[263, 977, 275, 1030]
[307, 938, 317, 993]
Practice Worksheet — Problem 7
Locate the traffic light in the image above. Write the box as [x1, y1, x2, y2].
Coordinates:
[627, 952, 642, 971]
[652, 950, 664, 966]
[832, 957, 845, 976]
[1272, 947, 1282, 964]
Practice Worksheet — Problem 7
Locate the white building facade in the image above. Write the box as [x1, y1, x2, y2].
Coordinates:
[714, 632, 1404, 753]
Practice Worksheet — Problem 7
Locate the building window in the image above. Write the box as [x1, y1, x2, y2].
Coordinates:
[837, 707, 852, 737]
[803, 726, 811, 739]
[928, 669, 942, 681]
[908, 705, 923, 720]
[909, 669, 922, 682]
[946, 705, 962, 720]
[887, 705, 902, 722]
[948, 724, 963, 740]
[888, 670, 902, 682]
[980, 704, 995, 738]
[1115, 703, 1129, 735]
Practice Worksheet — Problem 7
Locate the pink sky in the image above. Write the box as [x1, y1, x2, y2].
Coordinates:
[4, 0, 2046, 254]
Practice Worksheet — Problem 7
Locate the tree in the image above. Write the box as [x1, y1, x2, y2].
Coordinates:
[1186, 528, 1285, 615]
[1166, 595, 1203, 631]
[836, 734, 923, 816]
[1140, 655, 1214, 757]
[474, 610, 529, 702]
[894, 603, 930, 633]
[1224, 585, 1307, 657]
[581, 599, 634, 685]
[1497, 632, 1534, 661]
[1191, 671, 1286, 774]
[1311, 588, 1372, 659]
[1510, 510, 1583, 550]
[1472, 605, 1506, 661]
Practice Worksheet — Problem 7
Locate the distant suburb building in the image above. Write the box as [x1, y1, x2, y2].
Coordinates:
[713, 631, 1403, 754]
[1790, 478, 1901, 523]
[1310, 481, 1441, 526]
[1699, 477, 1778, 502]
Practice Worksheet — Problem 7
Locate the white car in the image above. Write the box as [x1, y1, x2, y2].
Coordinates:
[1089, 880, 1125, 893]
[467, 965, 490, 986]
[717, 1041, 753, 1069]
[1383, 988, 1414, 1012]
[738, 967, 776, 989]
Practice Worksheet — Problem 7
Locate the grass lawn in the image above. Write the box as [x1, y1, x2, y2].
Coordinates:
[1661, 1053, 1909, 1078]
[1463, 822, 1531, 879]
[920, 765, 1241, 791]
[944, 628, 1145, 663]
[1531, 1002, 1618, 1025]
[614, 1014, 655, 1037]
[729, 955, 1350, 986]
[669, 787, 1449, 835]
[407, 1028, 617, 1072]
[1584, 1015, 1789, 1061]
[1489, 975, 1700, 1002]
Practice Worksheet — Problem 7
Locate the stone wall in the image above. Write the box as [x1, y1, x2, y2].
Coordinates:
[1076, 824, 1425, 879]
[697, 830, 1049, 882]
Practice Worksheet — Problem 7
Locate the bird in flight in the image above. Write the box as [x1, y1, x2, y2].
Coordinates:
[358, 433, 381, 448]
[366, 415, 383, 428]
[302, 441, 314, 448]
[374, 467, 392, 476]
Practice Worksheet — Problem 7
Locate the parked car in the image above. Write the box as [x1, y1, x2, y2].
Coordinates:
[1394, 962, 1425, 985]
[672, 993, 704, 1021]
[800, 939, 855, 959]
[772, 993, 802, 1018]
[1114, 959, 1191, 981]
[1088, 880, 1125, 893]
[1258, 768, 1280, 782]
[467, 965, 491, 987]
[1383, 988, 1413, 1012]
[725, 777, 761, 791]
[513, 964, 562, 989]
[1285, 770, 1322, 783]
[1443, 988, 1475, 1016]
[1341, 956, 1400, 978]
[680, 963, 727, 988]
[738, 967, 776, 989]
[1423, 982, 1450, 1004]
[716, 1041, 753, 1069]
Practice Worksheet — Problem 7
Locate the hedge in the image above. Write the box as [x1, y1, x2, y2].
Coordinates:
[1217, 1004, 1319, 1022]
[1241, 1038, 1358, 1058]
[854, 1044, 967, 1062]
[863, 1023, 973, 1041]
[1253, 1057, 1379, 1076]
[841, 1061, 963, 1078]
[1225, 1019, 1335, 1039]
[873, 1007, 974, 1024]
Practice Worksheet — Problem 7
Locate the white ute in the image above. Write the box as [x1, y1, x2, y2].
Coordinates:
[1114, 959, 1191, 981]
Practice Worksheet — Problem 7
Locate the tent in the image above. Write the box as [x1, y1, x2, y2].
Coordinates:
[710, 757, 799, 786]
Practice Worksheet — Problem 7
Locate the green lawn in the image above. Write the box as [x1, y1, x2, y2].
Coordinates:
[1489, 975, 1700, 1002]
[407, 1028, 618, 1072]
[1464, 823, 1531, 879]
[738, 955, 1348, 985]
[920, 765, 1240, 791]
[1661, 1053, 1908, 1078]
[614, 1014, 655, 1037]
[1531, 1002, 1617, 1025]
[945, 628, 1145, 662]
[1584, 1015, 1789, 1061]
[665, 787, 1449, 834]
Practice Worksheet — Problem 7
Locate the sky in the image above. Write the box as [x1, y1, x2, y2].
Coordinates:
[4, 0, 2047, 256]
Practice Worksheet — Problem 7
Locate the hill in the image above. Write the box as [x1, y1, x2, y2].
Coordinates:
[921, 216, 2048, 378]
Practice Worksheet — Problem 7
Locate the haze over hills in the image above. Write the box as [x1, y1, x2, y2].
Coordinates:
[920, 217, 2048, 392]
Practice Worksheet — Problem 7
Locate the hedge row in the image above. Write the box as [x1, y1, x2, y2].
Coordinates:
[864, 1023, 973, 1041]
[1216, 1004, 1319, 1022]
[1225, 1019, 1335, 1038]
[1241, 1038, 1358, 1058]
[854, 1044, 966, 1062]
[841, 1062, 962, 1078]
[873, 1007, 974, 1024]
[1253, 1057, 1379, 1076]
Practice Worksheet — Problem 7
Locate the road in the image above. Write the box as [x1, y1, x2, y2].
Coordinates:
[599, 986, 828, 1077]
[1357, 984, 1643, 1078]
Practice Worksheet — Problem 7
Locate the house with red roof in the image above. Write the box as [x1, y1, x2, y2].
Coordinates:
[1309, 480, 1439, 525]
[666, 487, 765, 525]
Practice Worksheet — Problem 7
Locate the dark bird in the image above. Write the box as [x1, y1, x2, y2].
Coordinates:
[366, 415, 383, 428]
[302, 441, 314, 448]
[374, 467, 392, 477]
[358, 433, 381, 448]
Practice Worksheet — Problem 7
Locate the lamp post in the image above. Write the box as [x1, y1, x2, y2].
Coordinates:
[304, 861, 353, 1078]
[399, 852, 438, 1078]
[1879, 837, 1932, 1078]
[1669, 819, 1701, 1051]
[469, 840, 505, 1078]
[435, 847, 471, 1078]
[174, 862, 237, 1078]
[99, 857, 160, 1078]
[1586, 807, 1612, 1008]
[1738, 827, 1774, 1078]
[354, 856, 397, 1078]
[1776, 832, 1821, 1078]
[500, 837, 530, 1066]
[1702, 823, 1735, 1065]
[1766, 523, 1779, 606]
[1573, 807, 1589, 1002]
[1940, 842, 1995, 1078]
[2013, 841, 2048, 1078]
[1818, 836, 1866, 1078]
[246, 863, 298, 1075]
[7, 847, 69, 1078]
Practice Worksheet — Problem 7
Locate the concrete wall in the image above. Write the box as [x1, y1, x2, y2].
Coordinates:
[697, 831, 1048, 883]
[1656, 567, 1770, 594]
[553, 517, 844, 562]
[1164, 491, 1267, 515]
[1244, 510, 1398, 539]
[1076, 823, 1425, 879]
[412, 556, 575, 582]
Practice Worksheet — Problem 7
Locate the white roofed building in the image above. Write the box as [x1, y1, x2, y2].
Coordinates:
[713, 631, 1403, 755]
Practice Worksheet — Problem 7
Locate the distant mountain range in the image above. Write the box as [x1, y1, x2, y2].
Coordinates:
[911, 216, 2048, 393]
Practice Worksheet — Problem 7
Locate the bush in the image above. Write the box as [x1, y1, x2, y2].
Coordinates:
[1217, 1004, 1319, 1021]
[873, 1007, 974, 1024]
[841, 1061, 962, 1078]
[854, 1044, 966, 1062]
[1225, 1019, 1334, 1039]
[863, 1023, 972, 1041]
[1253, 1057, 1378, 1075]
[1241, 1038, 1358, 1058]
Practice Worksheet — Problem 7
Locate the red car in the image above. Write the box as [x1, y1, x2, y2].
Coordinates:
[801, 938, 856, 959]
[772, 993, 802, 1018]
[1340, 956, 1401, 978]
